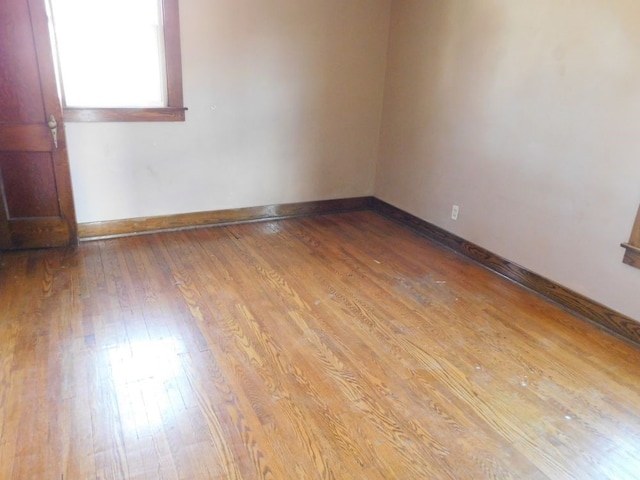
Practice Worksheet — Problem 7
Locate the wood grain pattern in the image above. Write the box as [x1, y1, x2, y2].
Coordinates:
[0, 0, 77, 250]
[2, 211, 640, 479]
[5, 217, 71, 248]
[0, 152, 60, 218]
[78, 197, 371, 240]
[370, 197, 640, 346]
[0, 125, 52, 152]
[162, 0, 184, 112]
[80, 196, 639, 350]
[0, 0, 45, 123]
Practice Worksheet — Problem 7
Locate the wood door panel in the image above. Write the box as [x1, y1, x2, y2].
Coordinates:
[0, 124, 52, 151]
[8, 217, 70, 248]
[0, 0, 77, 250]
[0, 0, 46, 123]
[0, 152, 60, 218]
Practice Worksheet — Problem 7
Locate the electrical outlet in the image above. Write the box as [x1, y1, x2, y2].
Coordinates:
[451, 205, 459, 220]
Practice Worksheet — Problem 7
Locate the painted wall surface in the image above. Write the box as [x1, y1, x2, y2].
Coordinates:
[375, 0, 640, 319]
[67, 0, 390, 223]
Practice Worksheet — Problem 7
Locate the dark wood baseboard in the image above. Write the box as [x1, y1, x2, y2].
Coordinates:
[78, 196, 372, 240]
[79, 194, 639, 345]
[370, 197, 640, 346]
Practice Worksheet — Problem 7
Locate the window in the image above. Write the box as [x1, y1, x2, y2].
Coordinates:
[48, 0, 186, 122]
[621, 204, 640, 269]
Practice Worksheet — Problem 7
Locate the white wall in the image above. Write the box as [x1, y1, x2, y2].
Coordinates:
[375, 0, 640, 320]
[67, 0, 391, 223]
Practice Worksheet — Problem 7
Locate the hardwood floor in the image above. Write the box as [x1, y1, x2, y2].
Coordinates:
[1, 211, 640, 479]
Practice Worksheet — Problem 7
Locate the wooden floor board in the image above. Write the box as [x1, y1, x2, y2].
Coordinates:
[2, 211, 640, 479]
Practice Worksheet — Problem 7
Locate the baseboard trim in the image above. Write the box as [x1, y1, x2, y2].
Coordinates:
[78, 194, 639, 345]
[78, 196, 372, 240]
[370, 197, 640, 346]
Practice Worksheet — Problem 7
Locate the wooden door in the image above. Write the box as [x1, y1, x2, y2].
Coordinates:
[0, 0, 76, 249]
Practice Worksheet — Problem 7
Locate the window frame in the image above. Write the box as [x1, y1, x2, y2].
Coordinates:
[53, 0, 186, 122]
[621, 204, 640, 269]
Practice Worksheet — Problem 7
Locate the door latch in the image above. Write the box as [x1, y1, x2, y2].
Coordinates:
[47, 114, 58, 148]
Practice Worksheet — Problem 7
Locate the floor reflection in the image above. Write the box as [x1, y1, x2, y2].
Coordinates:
[107, 337, 184, 437]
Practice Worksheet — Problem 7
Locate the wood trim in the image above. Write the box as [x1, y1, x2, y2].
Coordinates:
[78, 194, 640, 344]
[54, 0, 186, 123]
[63, 107, 187, 123]
[621, 243, 640, 269]
[25, 0, 77, 247]
[0, 168, 10, 249]
[370, 197, 640, 346]
[78, 197, 372, 240]
[628, 205, 640, 246]
[621, 204, 640, 270]
[0, 124, 52, 151]
[162, 0, 184, 110]
[7, 217, 72, 249]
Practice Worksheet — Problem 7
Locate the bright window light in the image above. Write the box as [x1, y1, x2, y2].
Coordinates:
[50, 0, 167, 108]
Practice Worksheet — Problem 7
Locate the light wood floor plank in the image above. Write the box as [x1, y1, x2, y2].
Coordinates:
[2, 211, 640, 479]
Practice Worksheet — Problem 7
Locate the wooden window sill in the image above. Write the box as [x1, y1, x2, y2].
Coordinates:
[621, 243, 640, 269]
[63, 107, 187, 123]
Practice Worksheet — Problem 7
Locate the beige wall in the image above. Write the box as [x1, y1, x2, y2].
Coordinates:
[67, 0, 391, 223]
[375, 0, 640, 320]
[66, 0, 640, 320]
